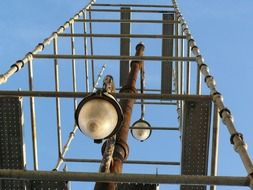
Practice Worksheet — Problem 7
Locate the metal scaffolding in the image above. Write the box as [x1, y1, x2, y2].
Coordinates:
[0, 0, 252, 190]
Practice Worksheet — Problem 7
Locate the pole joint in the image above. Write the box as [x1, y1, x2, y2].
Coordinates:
[230, 133, 244, 145]
[113, 141, 129, 161]
[231, 133, 248, 153]
[120, 85, 137, 94]
[103, 75, 115, 93]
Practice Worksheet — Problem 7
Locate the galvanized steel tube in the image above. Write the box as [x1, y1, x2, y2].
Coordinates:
[186, 41, 191, 94]
[210, 105, 220, 190]
[64, 158, 180, 166]
[83, 10, 90, 92]
[54, 125, 79, 171]
[75, 18, 179, 24]
[28, 60, 39, 170]
[70, 22, 78, 110]
[88, 10, 95, 89]
[0, 90, 211, 101]
[87, 9, 175, 13]
[0, 169, 249, 186]
[33, 54, 196, 62]
[196, 62, 202, 95]
[59, 33, 186, 39]
[93, 64, 107, 92]
[53, 38, 63, 160]
[92, 3, 174, 8]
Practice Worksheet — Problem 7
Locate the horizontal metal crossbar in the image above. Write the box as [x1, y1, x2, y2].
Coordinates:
[75, 19, 179, 24]
[129, 126, 179, 131]
[115, 88, 162, 92]
[92, 3, 174, 8]
[135, 101, 177, 105]
[33, 54, 196, 62]
[0, 90, 211, 101]
[58, 33, 186, 39]
[87, 9, 175, 13]
[64, 158, 180, 166]
[0, 169, 249, 186]
[86, 9, 175, 13]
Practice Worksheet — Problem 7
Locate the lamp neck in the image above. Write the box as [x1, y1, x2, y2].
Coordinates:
[103, 75, 115, 93]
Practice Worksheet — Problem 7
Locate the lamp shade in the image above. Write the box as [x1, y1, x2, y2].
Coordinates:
[131, 119, 152, 142]
[75, 92, 123, 141]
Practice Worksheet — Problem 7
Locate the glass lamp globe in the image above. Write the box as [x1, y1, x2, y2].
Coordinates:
[75, 92, 123, 141]
[131, 119, 152, 142]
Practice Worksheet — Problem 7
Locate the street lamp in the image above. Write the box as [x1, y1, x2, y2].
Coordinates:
[131, 119, 152, 142]
[130, 47, 151, 142]
[75, 91, 123, 141]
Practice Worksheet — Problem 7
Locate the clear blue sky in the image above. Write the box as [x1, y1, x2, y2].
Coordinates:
[0, 0, 253, 190]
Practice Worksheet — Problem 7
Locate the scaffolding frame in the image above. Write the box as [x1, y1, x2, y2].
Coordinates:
[0, 0, 253, 189]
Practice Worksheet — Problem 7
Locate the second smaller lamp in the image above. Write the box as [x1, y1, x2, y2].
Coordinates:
[130, 61, 151, 142]
[131, 118, 151, 142]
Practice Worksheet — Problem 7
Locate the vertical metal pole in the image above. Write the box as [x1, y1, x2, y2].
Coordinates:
[28, 60, 39, 170]
[120, 7, 131, 87]
[53, 37, 63, 160]
[180, 28, 184, 95]
[210, 105, 220, 190]
[88, 9, 95, 89]
[83, 10, 90, 92]
[186, 41, 191, 94]
[196, 62, 202, 95]
[175, 13, 182, 131]
[179, 24, 184, 131]
[70, 22, 78, 110]
[94, 43, 145, 190]
[63, 165, 71, 190]
[175, 20, 180, 95]
[53, 0, 96, 171]
[53, 29, 78, 170]
[113, 42, 145, 172]
[161, 13, 174, 94]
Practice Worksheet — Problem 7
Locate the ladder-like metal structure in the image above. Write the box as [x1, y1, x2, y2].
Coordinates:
[0, 0, 253, 189]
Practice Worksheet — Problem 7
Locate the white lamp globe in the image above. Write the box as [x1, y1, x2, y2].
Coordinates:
[75, 92, 123, 141]
[131, 119, 152, 142]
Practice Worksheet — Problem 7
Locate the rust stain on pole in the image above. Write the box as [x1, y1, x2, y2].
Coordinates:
[94, 42, 145, 190]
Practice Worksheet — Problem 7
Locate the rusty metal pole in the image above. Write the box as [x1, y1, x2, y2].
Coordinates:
[94, 42, 145, 190]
